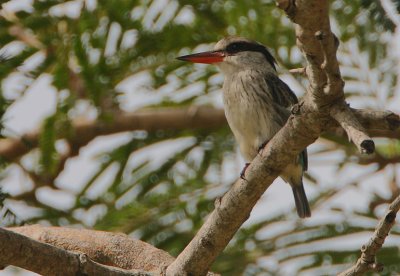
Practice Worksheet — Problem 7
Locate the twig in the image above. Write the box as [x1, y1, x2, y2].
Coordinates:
[8, 25, 44, 49]
[289, 67, 306, 75]
[357, 153, 400, 167]
[338, 195, 400, 276]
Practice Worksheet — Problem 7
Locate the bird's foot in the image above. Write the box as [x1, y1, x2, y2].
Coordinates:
[258, 139, 269, 155]
[240, 163, 250, 180]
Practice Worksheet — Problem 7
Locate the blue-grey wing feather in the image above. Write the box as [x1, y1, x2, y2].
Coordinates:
[265, 73, 308, 172]
[264, 73, 298, 108]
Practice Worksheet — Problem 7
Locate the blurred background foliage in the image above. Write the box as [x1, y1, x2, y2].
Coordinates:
[0, 0, 400, 275]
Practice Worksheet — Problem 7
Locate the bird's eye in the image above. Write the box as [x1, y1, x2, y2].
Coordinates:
[226, 42, 242, 53]
[230, 44, 239, 50]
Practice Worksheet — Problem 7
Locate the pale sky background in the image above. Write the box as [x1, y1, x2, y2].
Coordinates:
[1, 0, 400, 275]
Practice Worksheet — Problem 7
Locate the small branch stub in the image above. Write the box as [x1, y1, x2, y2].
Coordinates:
[330, 103, 375, 154]
[360, 140, 375, 154]
[289, 67, 306, 75]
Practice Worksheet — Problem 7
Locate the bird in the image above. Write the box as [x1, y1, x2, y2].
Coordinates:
[177, 36, 311, 218]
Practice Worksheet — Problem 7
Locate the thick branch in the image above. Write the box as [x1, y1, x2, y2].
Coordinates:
[165, 105, 397, 275]
[278, 0, 375, 154]
[167, 1, 399, 274]
[0, 227, 156, 275]
[284, 0, 331, 102]
[338, 195, 400, 276]
[166, 110, 321, 275]
[7, 225, 174, 273]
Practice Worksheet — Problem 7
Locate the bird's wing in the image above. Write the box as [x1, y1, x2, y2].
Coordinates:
[273, 104, 308, 172]
[265, 73, 308, 172]
[272, 104, 291, 126]
[264, 72, 298, 108]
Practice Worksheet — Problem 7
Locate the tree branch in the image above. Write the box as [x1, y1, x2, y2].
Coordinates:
[330, 103, 375, 154]
[2, 1, 397, 275]
[0, 106, 227, 161]
[165, 1, 399, 274]
[6, 225, 174, 273]
[352, 109, 400, 139]
[166, 111, 320, 275]
[357, 153, 400, 167]
[338, 195, 400, 276]
[1, 106, 398, 162]
[0, 226, 158, 275]
[314, 29, 343, 97]
[284, 0, 375, 153]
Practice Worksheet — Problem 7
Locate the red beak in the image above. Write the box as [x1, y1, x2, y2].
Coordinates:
[176, 50, 225, 64]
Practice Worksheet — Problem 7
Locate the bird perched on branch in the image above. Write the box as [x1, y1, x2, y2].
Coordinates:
[177, 37, 311, 218]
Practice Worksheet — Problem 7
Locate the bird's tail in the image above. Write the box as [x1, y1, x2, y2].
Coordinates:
[291, 183, 311, 218]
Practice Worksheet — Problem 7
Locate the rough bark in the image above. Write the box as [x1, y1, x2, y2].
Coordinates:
[0, 228, 151, 275]
[1, 1, 399, 275]
[1, 225, 174, 275]
[166, 104, 321, 276]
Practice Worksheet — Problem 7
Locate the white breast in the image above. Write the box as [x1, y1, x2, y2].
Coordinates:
[222, 71, 279, 161]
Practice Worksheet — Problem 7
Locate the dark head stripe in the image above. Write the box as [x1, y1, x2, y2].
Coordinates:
[225, 41, 276, 71]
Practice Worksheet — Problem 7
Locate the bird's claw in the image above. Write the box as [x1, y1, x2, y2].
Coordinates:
[240, 163, 250, 180]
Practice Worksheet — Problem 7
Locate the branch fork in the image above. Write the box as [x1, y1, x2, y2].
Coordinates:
[166, 1, 393, 275]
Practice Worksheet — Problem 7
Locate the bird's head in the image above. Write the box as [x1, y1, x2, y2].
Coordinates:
[177, 36, 276, 75]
